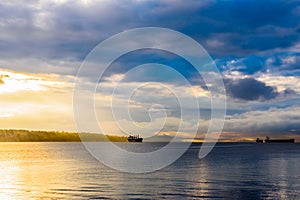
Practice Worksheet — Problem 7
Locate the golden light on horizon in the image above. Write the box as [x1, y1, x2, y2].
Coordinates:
[0, 68, 76, 131]
[0, 69, 66, 93]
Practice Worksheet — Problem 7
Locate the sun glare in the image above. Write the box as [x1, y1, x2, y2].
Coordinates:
[0, 69, 63, 93]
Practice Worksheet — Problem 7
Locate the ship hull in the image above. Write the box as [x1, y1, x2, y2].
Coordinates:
[127, 138, 143, 142]
[265, 139, 295, 143]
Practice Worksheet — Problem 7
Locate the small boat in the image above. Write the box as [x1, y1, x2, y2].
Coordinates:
[127, 134, 143, 142]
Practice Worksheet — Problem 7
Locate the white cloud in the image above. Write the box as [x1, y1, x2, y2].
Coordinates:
[223, 106, 300, 133]
[257, 74, 300, 93]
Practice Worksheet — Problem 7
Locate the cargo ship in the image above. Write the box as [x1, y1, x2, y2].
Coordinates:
[264, 136, 295, 143]
[127, 134, 143, 142]
[256, 136, 295, 143]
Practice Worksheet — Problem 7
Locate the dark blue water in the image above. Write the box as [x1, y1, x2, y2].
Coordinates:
[0, 142, 299, 199]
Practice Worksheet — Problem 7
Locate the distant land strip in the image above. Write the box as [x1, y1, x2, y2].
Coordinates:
[0, 129, 128, 142]
[1, 129, 268, 143]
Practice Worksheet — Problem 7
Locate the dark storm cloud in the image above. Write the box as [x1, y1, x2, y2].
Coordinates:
[225, 78, 279, 101]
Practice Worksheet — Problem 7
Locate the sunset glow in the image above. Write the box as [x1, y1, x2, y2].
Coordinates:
[0, 68, 75, 131]
[0, 0, 299, 142]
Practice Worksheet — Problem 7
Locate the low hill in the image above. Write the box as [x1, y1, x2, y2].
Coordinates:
[0, 129, 127, 142]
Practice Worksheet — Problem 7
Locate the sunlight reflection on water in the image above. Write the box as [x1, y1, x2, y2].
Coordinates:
[0, 142, 299, 199]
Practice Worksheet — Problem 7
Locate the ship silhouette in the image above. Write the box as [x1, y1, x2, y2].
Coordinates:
[256, 136, 295, 143]
[127, 134, 143, 142]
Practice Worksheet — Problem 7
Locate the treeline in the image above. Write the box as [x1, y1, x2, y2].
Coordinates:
[0, 129, 127, 142]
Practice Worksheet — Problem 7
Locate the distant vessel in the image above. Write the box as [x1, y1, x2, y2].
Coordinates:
[265, 136, 295, 143]
[256, 138, 263, 143]
[256, 136, 295, 143]
[127, 134, 143, 142]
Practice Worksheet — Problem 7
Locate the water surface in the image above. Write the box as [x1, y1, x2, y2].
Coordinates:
[0, 142, 299, 199]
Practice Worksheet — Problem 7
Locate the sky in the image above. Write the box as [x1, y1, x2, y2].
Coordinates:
[0, 0, 300, 141]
